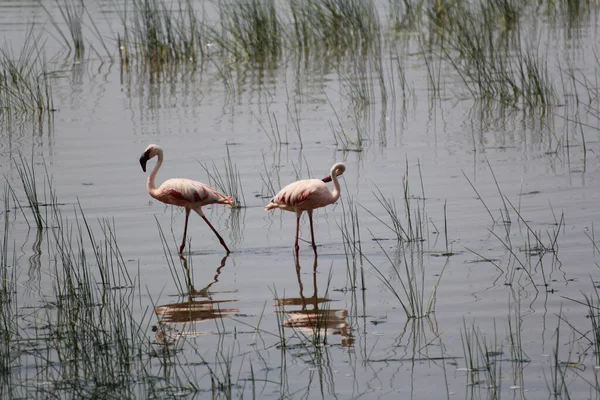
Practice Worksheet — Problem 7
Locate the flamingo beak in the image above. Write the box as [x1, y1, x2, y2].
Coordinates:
[322, 169, 343, 183]
[139, 152, 149, 172]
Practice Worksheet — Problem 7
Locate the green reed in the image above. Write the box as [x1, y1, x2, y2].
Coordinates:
[327, 93, 368, 152]
[0, 27, 54, 112]
[441, 1, 555, 108]
[0, 186, 18, 397]
[361, 164, 426, 243]
[364, 241, 447, 319]
[198, 147, 246, 208]
[43, 0, 85, 61]
[562, 284, 600, 370]
[290, 0, 381, 54]
[13, 152, 44, 229]
[339, 196, 365, 291]
[212, 0, 282, 63]
[119, 0, 205, 68]
[1, 173, 197, 396]
[459, 320, 503, 394]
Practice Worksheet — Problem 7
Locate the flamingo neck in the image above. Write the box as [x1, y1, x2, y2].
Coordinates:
[147, 149, 163, 195]
[330, 165, 342, 202]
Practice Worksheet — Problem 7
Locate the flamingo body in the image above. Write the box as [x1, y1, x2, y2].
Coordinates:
[266, 163, 346, 254]
[150, 178, 232, 213]
[140, 144, 232, 254]
[266, 179, 336, 212]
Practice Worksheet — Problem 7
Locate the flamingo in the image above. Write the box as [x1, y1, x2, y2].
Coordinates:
[139, 144, 233, 255]
[265, 162, 346, 255]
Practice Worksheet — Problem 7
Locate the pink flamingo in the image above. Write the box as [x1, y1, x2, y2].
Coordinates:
[265, 162, 346, 255]
[139, 144, 233, 255]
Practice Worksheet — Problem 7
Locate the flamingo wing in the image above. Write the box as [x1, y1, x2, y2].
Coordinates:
[266, 179, 325, 210]
[157, 178, 233, 207]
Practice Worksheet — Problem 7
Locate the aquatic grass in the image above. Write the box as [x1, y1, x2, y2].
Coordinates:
[257, 110, 288, 147]
[327, 93, 368, 152]
[462, 170, 496, 224]
[341, 60, 376, 110]
[459, 320, 503, 394]
[364, 185, 408, 241]
[386, 0, 423, 30]
[506, 290, 530, 366]
[545, 307, 584, 398]
[439, 0, 555, 109]
[198, 147, 246, 208]
[339, 196, 364, 292]
[212, 0, 282, 63]
[43, 0, 85, 61]
[289, 0, 381, 55]
[44, 0, 113, 61]
[0, 186, 19, 396]
[259, 153, 279, 199]
[118, 0, 207, 68]
[480, 0, 520, 31]
[364, 241, 447, 319]
[0, 27, 54, 112]
[155, 216, 191, 295]
[562, 283, 600, 369]
[0, 180, 200, 396]
[360, 162, 426, 243]
[13, 152, 45, 229]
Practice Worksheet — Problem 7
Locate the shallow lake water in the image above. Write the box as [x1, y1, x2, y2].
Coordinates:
[1, 1, 600, 399]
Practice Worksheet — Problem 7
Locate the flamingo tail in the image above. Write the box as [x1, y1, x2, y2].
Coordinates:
[220, 196, 234, 205]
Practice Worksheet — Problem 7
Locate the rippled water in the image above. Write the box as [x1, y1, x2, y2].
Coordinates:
[1, 1, 600, 399]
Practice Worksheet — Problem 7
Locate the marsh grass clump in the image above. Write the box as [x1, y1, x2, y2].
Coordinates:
[0, 157, 198, 396]
[441, 1, 555, 108]
[364, 241, 448, 319]
[0, 28, 54, 112]
[43, 0, 85, 61]
[460, 320, 503, 391]
[463, 165, 564, 288]
[562, 284, 600, 369]
[0, 187, 18, 396]
[290, 0, 381, 55]
[361, 162, 426, 243]
[119, 0, 206, 68]
[198, 147, 246, 208]
[339, 196, 364, 291]
[12, 153, 49, 229]
[213, 0, 282, 63]
[1, 195, 198, 397]
[327, 94, 369, 152]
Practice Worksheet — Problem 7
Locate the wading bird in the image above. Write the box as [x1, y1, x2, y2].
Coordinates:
[139, 144, 233, 255]
[265, 162, 346, 255]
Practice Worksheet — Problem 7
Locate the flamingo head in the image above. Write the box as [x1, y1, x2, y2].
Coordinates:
[139, 144, 160, 172]
[322, 162, 346, 182]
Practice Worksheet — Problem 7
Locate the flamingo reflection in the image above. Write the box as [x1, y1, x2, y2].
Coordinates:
[274, 254, 353, 346]
[154, 255, 239, 341]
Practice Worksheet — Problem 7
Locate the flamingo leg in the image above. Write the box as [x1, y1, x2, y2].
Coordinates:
[308, 209, 317, 256]
[295, 211, 301, 253]
[180, 208, 191, 255]
[201, 215, 231, 254]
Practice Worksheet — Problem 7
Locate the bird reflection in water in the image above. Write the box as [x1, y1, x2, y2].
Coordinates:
[153, 255, 239, 343]
[274, 254, 354, 346]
